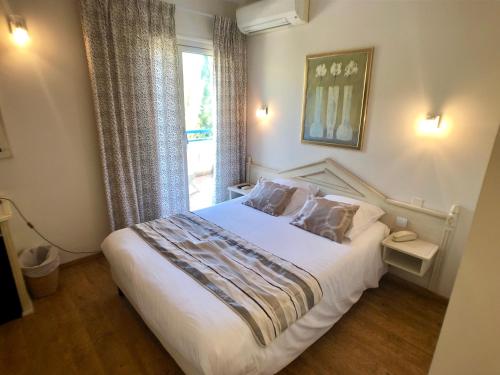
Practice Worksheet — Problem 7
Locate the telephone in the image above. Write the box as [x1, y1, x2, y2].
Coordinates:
[391, 230, 418, 242]
[241, 185, 253, 191]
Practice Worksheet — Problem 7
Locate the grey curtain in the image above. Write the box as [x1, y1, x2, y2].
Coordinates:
[213, 16, 247, 203]
[81, 0, 188, 230]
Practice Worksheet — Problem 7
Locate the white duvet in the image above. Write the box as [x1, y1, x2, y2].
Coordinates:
[102, 198, 389, 374]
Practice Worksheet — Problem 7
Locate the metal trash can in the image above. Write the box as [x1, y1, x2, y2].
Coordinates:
[19, 246, 60, 298]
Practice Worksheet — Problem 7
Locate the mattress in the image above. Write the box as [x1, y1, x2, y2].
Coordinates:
[101, 197, 389, 374]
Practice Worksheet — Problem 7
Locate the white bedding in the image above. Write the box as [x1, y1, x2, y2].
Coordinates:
[102, 197, 389, 375]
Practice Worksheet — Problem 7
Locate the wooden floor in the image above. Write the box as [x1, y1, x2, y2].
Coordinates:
[0, 255, 447, 375]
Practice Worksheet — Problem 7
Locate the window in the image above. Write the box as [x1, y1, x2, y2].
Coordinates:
[180, 47, 216, 211]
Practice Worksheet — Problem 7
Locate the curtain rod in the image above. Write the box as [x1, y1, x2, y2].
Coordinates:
[176, 5, 215, 19]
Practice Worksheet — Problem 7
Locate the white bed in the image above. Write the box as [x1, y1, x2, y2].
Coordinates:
[102, 196, 389, 375]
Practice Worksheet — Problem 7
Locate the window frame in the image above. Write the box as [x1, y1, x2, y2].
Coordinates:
[177, 44, 214, 135]
[177, 45, 217, 211]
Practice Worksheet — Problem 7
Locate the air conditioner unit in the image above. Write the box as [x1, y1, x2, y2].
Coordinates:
[236, 0, 309, 35]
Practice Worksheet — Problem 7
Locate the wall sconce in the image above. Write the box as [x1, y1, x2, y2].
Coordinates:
[424, 114, 441, 128]
[419, 114, 442, 132]
[8, 15, 30, 47]
[256, 105, 268, 118]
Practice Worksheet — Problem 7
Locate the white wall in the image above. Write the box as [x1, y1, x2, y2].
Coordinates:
[246, 0, 500, 296]
[174, 0, 237, 43]
[429, 129, 500, 374]
[0, 0, 108, 263]
[0, 0, 236, 263]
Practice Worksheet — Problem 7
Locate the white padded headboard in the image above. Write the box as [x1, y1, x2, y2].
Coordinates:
[246, 157, 460, 292]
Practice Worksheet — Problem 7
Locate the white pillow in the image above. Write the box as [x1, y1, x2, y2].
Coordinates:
[324, 194, 385, 240]
[273, 178, 320, 216]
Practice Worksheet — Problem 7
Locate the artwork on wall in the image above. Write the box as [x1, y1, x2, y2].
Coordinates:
[301, 48, 373, 150]
[0, 108, 12, 159]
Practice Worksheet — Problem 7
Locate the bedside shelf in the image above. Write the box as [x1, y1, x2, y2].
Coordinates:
[382, 237, 439, 277]
[227, 183, 254, 199]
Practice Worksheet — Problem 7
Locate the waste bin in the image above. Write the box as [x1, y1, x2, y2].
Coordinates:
[19, 246, 60, 298]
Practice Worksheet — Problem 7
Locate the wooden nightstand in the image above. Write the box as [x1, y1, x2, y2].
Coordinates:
[382, 236, 439, 277]
[227, 183, 254, 199]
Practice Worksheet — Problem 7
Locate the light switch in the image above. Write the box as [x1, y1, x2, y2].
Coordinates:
[411, 197, 424, 207]
[395, 216, 408, 228]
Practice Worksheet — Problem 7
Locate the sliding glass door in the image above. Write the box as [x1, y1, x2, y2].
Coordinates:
[179, 47, 216, 211]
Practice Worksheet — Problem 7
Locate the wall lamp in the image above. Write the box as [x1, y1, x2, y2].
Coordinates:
[256, 105, 268, 118]
[8, 15, 30, 47]
[423, 115, 441, 129]
[416, 113, 451, 137]
[419, 114, 442, 132]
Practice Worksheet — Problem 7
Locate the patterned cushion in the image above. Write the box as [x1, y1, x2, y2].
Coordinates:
[290, 197, 359, 243]
[242, 179, 297, 216]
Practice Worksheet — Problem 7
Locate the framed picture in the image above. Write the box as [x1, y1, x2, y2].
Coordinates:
[0, 108, 12, 159]
[301, 47, 373, 149]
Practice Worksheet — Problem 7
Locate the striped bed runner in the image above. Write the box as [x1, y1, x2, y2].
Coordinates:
[132, 212, 323, 346]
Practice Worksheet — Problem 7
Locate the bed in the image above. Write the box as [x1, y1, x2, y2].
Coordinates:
[101, 158, 459, 375]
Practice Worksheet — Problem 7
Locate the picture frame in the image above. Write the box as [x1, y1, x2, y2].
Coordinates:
[301, 47, 374, 150]
[0, 108, 12, 159]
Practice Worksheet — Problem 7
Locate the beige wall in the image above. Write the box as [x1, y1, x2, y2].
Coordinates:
[429, 129, 500, 374]
[0, 0, 236, 263]
[0, 0, 108, 263]
[174, 0, 237, 42]
[246, 0, 500, 296]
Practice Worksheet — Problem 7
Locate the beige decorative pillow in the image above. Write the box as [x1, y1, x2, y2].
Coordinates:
[242, 179, 297, 216]
[290, 197, 359, 243]
[272, 178, 320, 216]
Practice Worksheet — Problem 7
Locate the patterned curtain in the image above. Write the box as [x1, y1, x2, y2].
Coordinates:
[213, 16, 247, 203]
[80, 0, 188, 230]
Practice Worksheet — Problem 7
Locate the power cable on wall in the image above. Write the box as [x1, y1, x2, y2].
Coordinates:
[0, 197, 99, 255]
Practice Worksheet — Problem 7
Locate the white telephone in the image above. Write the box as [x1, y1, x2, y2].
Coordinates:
[392, 230, 418, 242]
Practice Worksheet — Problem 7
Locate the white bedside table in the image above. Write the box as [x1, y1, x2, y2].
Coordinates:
[228, 183, 254, 199]
[381, 236, 439, 277]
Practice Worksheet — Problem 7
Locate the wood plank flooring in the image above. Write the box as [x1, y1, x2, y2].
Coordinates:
[0, 255, 447, 375]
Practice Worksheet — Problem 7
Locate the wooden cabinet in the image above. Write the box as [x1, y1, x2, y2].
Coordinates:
[0, 200, 33, 324]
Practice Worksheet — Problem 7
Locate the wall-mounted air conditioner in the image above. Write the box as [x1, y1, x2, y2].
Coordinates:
[236, 0, 309, 35]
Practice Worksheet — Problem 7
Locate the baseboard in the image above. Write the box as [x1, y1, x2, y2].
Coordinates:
[60, 252, 103, 269]
[382, 273, 449, 304]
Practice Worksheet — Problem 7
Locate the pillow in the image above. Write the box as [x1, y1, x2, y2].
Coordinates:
[273, 178, 320, 216]
[324, 194, 385, 240]
[242, 179, 297, 216]
[290, 197, 359, 243]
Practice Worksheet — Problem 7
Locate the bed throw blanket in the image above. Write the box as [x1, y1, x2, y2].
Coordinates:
[132, 212, 323, 346]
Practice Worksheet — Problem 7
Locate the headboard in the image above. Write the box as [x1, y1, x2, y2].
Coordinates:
[246, 157, 460, 292]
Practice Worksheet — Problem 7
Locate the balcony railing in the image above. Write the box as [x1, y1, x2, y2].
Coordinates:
[186, 129, 213, 143]
[186, 129, 214, 210]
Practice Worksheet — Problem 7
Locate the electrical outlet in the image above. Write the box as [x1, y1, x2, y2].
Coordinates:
[411, 197, 424, 207]
[395, 216, 408, 228]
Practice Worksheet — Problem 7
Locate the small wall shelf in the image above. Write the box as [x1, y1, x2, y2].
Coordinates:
[382, 237, 439, 277]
